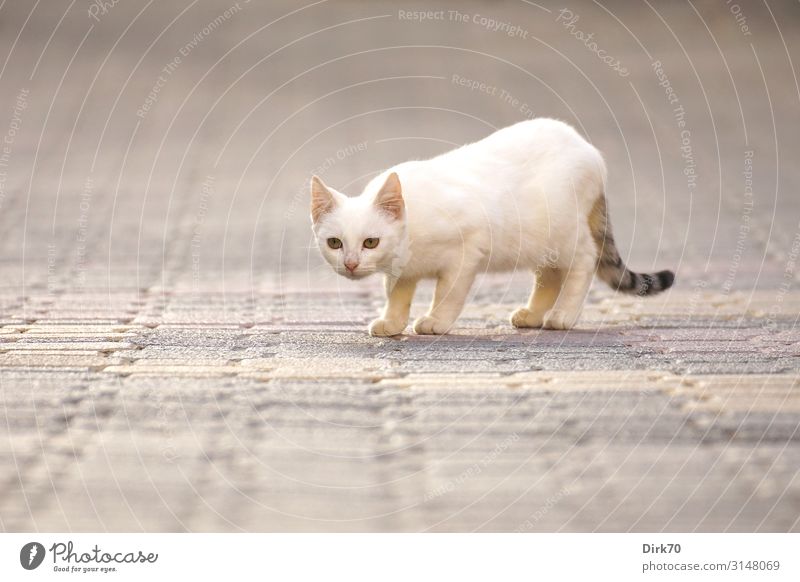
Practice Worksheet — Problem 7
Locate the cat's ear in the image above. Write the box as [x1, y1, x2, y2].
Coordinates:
[310, 176, 337, 223]
[374, 172, 404, 220]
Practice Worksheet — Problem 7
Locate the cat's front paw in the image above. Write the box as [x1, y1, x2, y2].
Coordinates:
[412, 315, 451, 335]
[510, 307, 544, 329]
[542, 309, 579, 330]
[369, 318, 406, 337]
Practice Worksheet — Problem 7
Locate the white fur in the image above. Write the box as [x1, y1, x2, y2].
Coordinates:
[311, 119, 607, 335]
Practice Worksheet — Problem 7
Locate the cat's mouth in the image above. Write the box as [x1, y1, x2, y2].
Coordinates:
[340, 268, 372, 280]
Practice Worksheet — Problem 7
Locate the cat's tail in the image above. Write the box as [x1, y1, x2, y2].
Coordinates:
[589, 194, 675, 296]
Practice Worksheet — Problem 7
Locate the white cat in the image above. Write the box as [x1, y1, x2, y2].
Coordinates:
[310, 119, 673, 336]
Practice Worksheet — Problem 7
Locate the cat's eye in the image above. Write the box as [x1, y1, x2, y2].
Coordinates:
[363, 238, 380, 249]
[327, 237, 342, 250]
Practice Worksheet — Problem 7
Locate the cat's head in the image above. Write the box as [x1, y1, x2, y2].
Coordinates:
[310, 172, 406, 280]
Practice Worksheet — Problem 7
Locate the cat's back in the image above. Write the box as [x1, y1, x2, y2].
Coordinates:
[462, 118, 594, 158]
[368, 118, 603, 210]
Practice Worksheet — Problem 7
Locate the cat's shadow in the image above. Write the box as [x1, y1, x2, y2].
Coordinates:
[389, 326, 619, 343]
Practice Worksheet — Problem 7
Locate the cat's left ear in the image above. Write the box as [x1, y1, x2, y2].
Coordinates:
[310, 176, 338, 223]
[374, 172, 404, 220]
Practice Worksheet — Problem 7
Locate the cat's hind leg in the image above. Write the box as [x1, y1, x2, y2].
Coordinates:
[511, 267, 562, 328]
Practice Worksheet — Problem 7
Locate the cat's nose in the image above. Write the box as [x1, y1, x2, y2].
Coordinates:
[344, 259, 359, 273]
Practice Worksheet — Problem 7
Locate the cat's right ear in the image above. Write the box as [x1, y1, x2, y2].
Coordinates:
[310, 176, 337, 223]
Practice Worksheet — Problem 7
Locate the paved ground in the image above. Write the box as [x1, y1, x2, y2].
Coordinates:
[1, 0, 799, 531]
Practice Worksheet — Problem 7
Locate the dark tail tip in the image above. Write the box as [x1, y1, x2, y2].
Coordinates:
[632, 269, 675, 296]
[657, 269, 675, 291]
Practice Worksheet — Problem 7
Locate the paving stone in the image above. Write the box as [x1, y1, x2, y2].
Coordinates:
[0, 341, 135, 352]
[0, 353, 111, 370]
